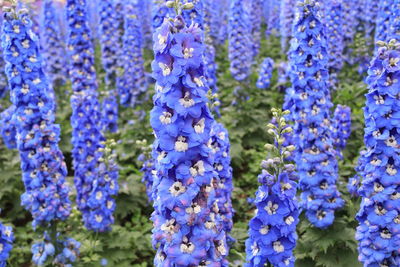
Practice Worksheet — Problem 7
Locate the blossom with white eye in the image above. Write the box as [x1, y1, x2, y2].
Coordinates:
[179, 92, 195, 108]
[185, 203, 201, 214]
[159, 62, 171, 76]
[180, 237, 195, 254]
[194, 118, 205, 134]
[385, 136, 397, 147]
[285, 216, 295, 225]
[374, 95, 385, 104]
[273, 241, 284, 253]
[183, 47, 194, 58]
[265, 201, 278, 215]
[175, 136, 188, 152]
[158, 34, 166, 45]
[169, 181, 186, 196]
[190, 160, 205, 177]
[259, 225, 270, 235]
[159, 111, 172, 124]
[193, 77, 204, 87]
[386, 165, 397, 176]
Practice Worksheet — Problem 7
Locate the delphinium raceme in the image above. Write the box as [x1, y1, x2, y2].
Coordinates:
[389, 0, 400, 40]
[365, 1, 379, 48]
[354, 39, 400, 267]
[137, 139, 155, 202]
[98, 0, 120, 133]
[0, 39, 7, 99]
[150, 2, 229, 265]
[228, 0, 252, 81]
[331, 105, 351, 159]
[286, 0, 344, 228]
[374, 0, 393, 52]
[265, 0, 280, 37]
[203, 0, 220, 46]
[2, 3, 80, 265]
[118, 0, 147, 108]
[152, 0, 175, 30]
[326, 0, 344, 88]
[250, 0, 263, 58]
[257, 57, 274, 89]
[66, 0, 118, 232]
[347, 150, 366, 197]
[41, 0, 68, 87]
[279, 0, 296, 54]
[342, 1, 357, 49]
[0, 219, 14, 265]
[182, 0, 204, 28]
[0, 105, 17, 149]
[245, 108, 299, 267]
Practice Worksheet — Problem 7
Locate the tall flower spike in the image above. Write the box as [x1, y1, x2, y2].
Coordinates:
[228, 0, 252, 81]
[279, 0, 296, 54]
[66, 0, 118, 232]
[150, 11, 229, 266]
[250, 0, 263, 58]
[204, 0, 220, 46]
[265, 0, 280, 37]
[0, 105, 17, 150]
[347, 150, 366, 197]
[286, 0, 344, 228]
[389, 0, 400, 41]
[137, 139, 156, 202]
[118, 0, 147, 108]
[374, 0, 393, 52]
[2, 6, 72, 229]
[341, 1, 357, 47]
[326, 0, 344, 88]
[182, 0, 204, 28]
[257, 57, 274, 89]
[0, 37, 7, 98]
[152, 0, 175, 30]
[331, 105, 351, 159]
[355, 40, 400, 266]
[98, 0, 121, 133]
[245, 109, 299, 267]
[41, 0, 68, 86]
[0, 221, 14, 265]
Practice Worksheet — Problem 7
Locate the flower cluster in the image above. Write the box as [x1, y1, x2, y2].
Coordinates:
[66, 0, 118, 232]
[0, 221, 14, 265]
[279, 0, 295, 53]
[150, 13, 229, 266]
[228, 0, 252, 81]
[365, 1, 379, 48]
[355, 40, 400, 266]
[286, 0, 343, 228]
[118, 1, 147, 108]
[341, 1, 357, 47]
[182, 0, 204, 28]
[98, 0, 121, 133]
[32, 234, 80, 266]
[2, 6, 72, 229]
[264, 1, 280, 37]
[331, 105, 351, 158]
[250, 0, 263, 57]
[137, 139, 155, 202]
[374, 0, 392, 51]
[204, 37, 219, 115]
[326, 0, 344, 87]
[245, 109, 299, 267]
[41, 0, 68, 86]
[209, 122, 234, 245]
[257, 58, 274, 89]
[152, 0, 175, 30]
[0, 105, 17, 150]
[0, 43, 7, 99]
[347, 150, 366, 197]
[204, 0, 220, 46]
[389, 0, 400, 41]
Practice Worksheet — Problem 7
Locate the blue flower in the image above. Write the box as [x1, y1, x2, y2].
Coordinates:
[264, 0, 280, 37]
[66, 0, 118, 232]
[257, 58, 274, 89]
[40, 0, 68, 86]
[117, 1, 147, 108]
[286, 0, 343, 228]
[204, 0, 222, 46]
[250, 0, 263, 57]
[2, 6, 72, 229]
[0, 222, 13, 265]
[279, 0, 295, 53]
[355, 41, 400, 266]
[152, 0, 175, 30]
[245, 109, 299, 267]
[0, 105, 17, 149]
[331, 105, 351, 158]
[150, 13, 230, 266]
[228, 0, 252, 81]
[182, 0, 204, 28]
[374, 0, 393, 52]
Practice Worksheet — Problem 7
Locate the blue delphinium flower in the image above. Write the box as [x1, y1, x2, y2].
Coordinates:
[118, 1, 147, 108]
[203, 35, 220, 116]
[342, 1, 357, 47]
[137, 139, 155, 202]
[98, 0, 121, 133]
[245, 109, 299, 267]
[216, 0, 229, 46]
[389, 0, 400, 41]
[265, 0, 280, 38]
[41, 0, 68, 86]
[66, 0, 118, 232]
[209, 121, 234, 245]
[0, 37, 7, 99]
[257, 58, 274, 89]
[228, 0, 252, 81]
[331, 105, 351, 158]
[279, 0, 295, 54]
[347, 150, 366, 197]
[326, 0, 344, 88]
[2, 6, 72, 229]
[250, 0, 263, 57]
[286, 0, 344, 228]
[0, 105, 17, 150]
[355, 40, 400, 267]
[374, 0, 393, 51]
[0, 222, 14, 265]
[365, 1, 379, 48]
[204, 0, 220, 46]
[152, 0, 175, 30]
[182, 0, 204, 28]
[150, 11, 229, 265]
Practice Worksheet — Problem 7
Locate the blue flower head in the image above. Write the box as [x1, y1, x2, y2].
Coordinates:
[0, 222, 14, 265]
[374, 0, 393, 52]
[150, 10, 230, 265]
[257, 57, 274, 89]
[355, 40, 400, 266]
[250, 0, 263, 57]
[245, 109, 299, 267]
[331, 104, 351, 158]
[286, 0, 344, 228]
[2, 6, 72, 228]
[279, 0, 296, 53]
[0, 105, 17, 149]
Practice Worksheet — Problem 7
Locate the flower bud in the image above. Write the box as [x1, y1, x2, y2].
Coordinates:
[166, 1, 175, 8]
[182, 3, 194, 10]
[264, 144, 275, 150]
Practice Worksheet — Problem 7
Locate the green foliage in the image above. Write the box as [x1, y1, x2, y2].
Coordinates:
[0, 28, 369, 267]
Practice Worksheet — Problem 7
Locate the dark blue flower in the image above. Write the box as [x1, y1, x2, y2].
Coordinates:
[0, 222, 13, 264]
